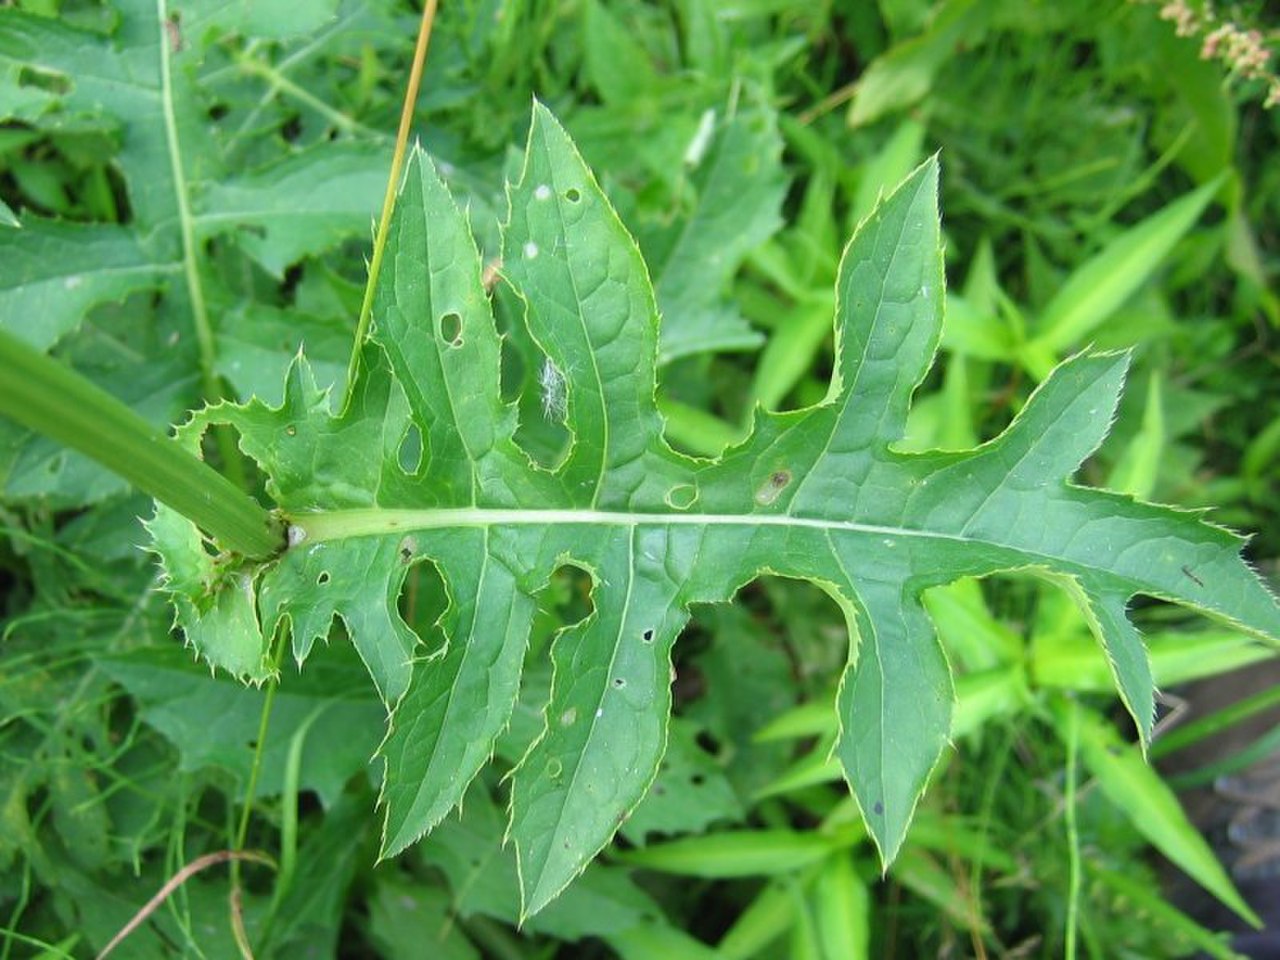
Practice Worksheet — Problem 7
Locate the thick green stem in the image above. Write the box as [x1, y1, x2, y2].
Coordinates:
[0, 328, 284, 559]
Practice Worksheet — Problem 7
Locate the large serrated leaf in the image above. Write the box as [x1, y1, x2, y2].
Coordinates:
[151, 103, 1280, 918]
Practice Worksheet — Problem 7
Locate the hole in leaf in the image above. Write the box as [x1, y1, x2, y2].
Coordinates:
[438, 311, 462, 345]
[564, 187, 581, 203]
[549, 564, 594, 631]
[208, 103, 229, 122]
[100, 162, 134, 226]
[398, 423, 423, 475]
[695, 730, 722, 756]
[17, 66, 70, 96]
[613, 677, 626, 689]
[199, 425, 272, 510]
[641, 628, 654, 644]
[280, 113, 303, 143]
[316, 571, 330, 586]
[396, 556, 448, 652]
[497, 291, 526, 404]
[657, 354, 753, 456]
[495, 285, 571, 470]
[696, 574, 851, 707]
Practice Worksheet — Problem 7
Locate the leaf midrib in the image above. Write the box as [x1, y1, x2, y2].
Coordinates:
[291, 506, 969, 545]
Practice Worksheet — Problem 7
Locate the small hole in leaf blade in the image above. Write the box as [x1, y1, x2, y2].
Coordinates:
[438, 311, 462, 345]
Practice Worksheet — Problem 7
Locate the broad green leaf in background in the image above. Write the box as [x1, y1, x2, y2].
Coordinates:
[151, 104, 1280, 917]
[1057, 699, 1262, 927]
[0, 1, 386, 348]
[0, 0, 388, 511]
[1019, 174, 1223, 376]
[641, 107, 787, 363]
[847, 0, 991, 127]
[99, 641, 383, 808]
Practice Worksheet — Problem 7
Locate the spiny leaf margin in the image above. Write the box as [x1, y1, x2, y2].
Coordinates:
[149, 103, 1280, 918]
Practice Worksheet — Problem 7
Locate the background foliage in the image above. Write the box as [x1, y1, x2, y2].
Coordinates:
[2, 0, 1279, 957]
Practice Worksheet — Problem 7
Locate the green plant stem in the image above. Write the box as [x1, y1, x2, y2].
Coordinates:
[343, 0, 439, 404]
[156, 0, 245, 490]
[0, 328, 283, 559]
[1063, 697, 1082, 960]
[157, 0, 214, 402]
[228, 628, 289, 947]
[234, 634, 289, 856]
[235, 55, 385, 140]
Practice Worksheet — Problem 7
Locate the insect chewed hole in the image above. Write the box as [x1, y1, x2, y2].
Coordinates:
[539, 563, 594, 636]
[202, 424, 272, 509]
[511, 350, 571, 470]
[395, 556, 448, 653]
[564, 187, 581, 203]
[491, 281, 572, 469]
[280, 112, 303, 143]
[398, 423, 423, 475]
[17, 65, 70, 95]
[438, 311, 462, 346]
[95, 162, 134, 226]
[695, 729, 722, 755]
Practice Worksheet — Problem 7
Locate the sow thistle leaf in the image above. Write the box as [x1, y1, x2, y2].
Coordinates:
[151, 104, 1280, 917]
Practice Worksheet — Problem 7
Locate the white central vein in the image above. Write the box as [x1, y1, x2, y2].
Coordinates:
[291, 507, 967, 546]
